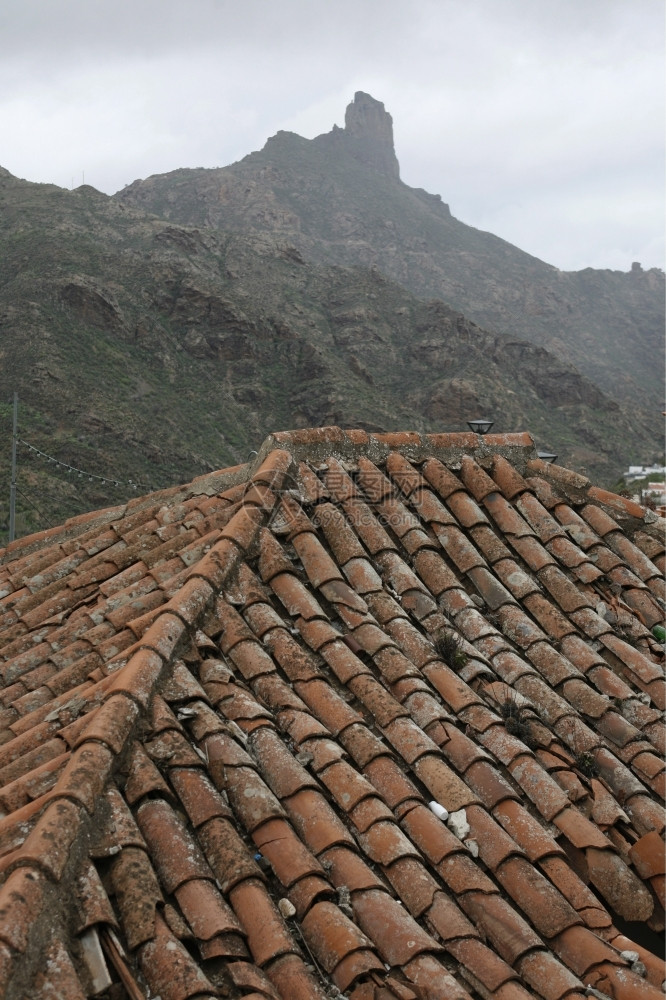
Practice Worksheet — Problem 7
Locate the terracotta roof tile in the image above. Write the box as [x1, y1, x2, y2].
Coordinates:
[293, 529, 346, 588]
[0, 866, 45, 953]
[71, 693, 139, 754]
[226, 765, 291, 833]
[302, 902, 384, 989]
[31, 938, 89, 1000]
[295, 678, 365, 736]
[496, 604, 548, 649]
[251, 725, 322, 798]
[138, 909, 217, 999]
[271, 571, 328, 621]
[461, 891, 542, 963]
[587, 844, 655, 921]
[0, 749, 67, 814]
[108, 850, 160, 950]
[267, 953, 332, 1000]
[195, 815, 263, 894]
[102, 647, 164, 709]
[456, 455, 498, 502]
[0, 736, 68, 793]
[403, 952, 475, 999]
[410, 486, 457, 528]
[343, 497, 399, 556]
[1, 426, 664, 998]
[123, 743, 171, 807]
[629, 830, 666, 879]
[74, 863, 116, 941]
[136, 798, 214, 893]
[284, 787, 357, 855]
[544, 535, 593, 572]
[517, 950, 584, 1000]
[311, 853, 373, 905]
[361, 755, 420, 812]
[253, 816, 324, 889]
[398, 804, 467, 869]
[1, 796, 83, 880]
[482, 492, 535, 540]
[180, 879, 245, 951]
[353, 888, 441, 965]
[623, 931, 666, 986]
[315, 504, 367, 564]
[453, 941, 530, 996]
[490, 455, 532, 500]
[44, 739, 114, 813]
[224, 961, 280, 999]
[230, 877, 301, 968]
[526, 642, 581, 687]
[515, 492, 568, 544]
[431, 524, 488, 573]
[446, 490, 490, 529]
[508, 533, 557, 573]
[522, 593, 577, 640]
[537, 564, 592, 613]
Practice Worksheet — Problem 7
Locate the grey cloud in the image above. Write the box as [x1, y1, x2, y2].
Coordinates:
[0, 0, 662, 271]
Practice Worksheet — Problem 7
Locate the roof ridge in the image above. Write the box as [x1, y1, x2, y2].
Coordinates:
[7, 425, 663, 565]
[254, 425, 538, 470]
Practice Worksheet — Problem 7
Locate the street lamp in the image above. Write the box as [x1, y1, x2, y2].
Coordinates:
[537, 451, 558, 464]
[467, 419, 494, 435]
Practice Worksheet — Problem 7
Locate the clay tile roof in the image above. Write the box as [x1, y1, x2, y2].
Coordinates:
[0, 425, 664, 1000]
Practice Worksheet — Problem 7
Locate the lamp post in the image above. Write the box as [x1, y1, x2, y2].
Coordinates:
[467, 419, 494, 435]
[537, 451, 558, 463]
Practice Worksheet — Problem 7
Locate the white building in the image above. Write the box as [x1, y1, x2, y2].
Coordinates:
[624, 464, 666, 483]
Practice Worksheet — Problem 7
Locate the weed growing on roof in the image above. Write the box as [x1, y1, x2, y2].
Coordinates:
[574, 749, 600, 779]
[565, 718, 601, 780]
[497, 689, 537, 748]
[434, 631, 468, 670]
[613, 623, 641, 647]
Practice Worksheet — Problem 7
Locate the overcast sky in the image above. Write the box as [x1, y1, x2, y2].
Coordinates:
[0, 0, 663, 272]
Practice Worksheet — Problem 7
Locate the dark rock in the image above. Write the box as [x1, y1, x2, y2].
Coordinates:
[342, 91, 400, 179]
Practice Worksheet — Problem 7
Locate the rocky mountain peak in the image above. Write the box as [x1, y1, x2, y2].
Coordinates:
[342, 91, 400, 179]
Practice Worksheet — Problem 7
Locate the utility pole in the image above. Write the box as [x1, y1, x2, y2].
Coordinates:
[9, 393, 17, 543]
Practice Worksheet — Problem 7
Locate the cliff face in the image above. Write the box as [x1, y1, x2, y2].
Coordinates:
[117, 94, 665, 419]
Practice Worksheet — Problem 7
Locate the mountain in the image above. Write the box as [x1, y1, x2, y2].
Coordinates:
[0, 96, 663, 542]
[117, 92, 665, 414]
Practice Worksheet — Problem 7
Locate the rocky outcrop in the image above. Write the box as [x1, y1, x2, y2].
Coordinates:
[115, 93, 664, 426]
[341, 91, 400, 179]
[312, 92, 401, 181]
[59, 280, 127, 335]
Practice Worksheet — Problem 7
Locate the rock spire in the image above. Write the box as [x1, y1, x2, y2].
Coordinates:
[343, 92, 400, 179]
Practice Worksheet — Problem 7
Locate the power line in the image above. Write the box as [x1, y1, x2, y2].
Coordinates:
[18, 438, 159, 491]
[21, 486, 89, 512]
[15, 487, 54, 531]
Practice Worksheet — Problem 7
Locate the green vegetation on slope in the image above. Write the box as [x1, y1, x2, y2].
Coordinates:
[0, 164, 660, 543]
